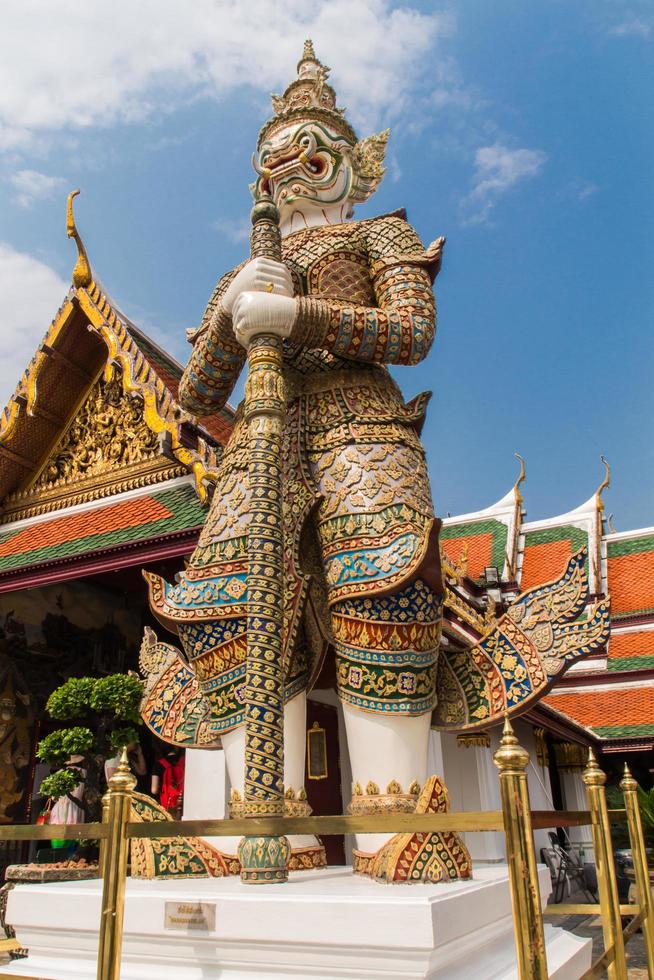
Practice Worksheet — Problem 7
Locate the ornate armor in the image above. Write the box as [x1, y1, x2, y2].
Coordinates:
[146, 210, 447, 734]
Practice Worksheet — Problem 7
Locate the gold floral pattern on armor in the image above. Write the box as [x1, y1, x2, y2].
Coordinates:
[310, 442, 433, 522]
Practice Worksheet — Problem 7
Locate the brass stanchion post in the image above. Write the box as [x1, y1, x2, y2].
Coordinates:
[494, 716, 548, 980]
[620, 762, 654, 975]
[583, 749, 627, 979]
[96, 748, 135, 980]
[98, 789, 110, 881]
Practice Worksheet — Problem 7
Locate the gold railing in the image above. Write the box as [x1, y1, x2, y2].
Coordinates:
[0, 717, 651, 980]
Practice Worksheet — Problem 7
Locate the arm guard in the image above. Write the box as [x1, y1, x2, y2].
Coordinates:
[292, 215, 437, 366]
[178, 268, 247, 417]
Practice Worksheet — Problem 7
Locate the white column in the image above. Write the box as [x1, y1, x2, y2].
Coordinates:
[440, 732, 504, 862]
[517, 722, 556, 858]
[182, 747, 232, 852]
[427, 728, 445, 778]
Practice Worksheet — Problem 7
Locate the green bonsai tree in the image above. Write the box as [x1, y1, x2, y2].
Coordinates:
[37, 674, 143, 822]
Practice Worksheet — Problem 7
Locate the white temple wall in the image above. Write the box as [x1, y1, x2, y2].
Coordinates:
[516, 721, 556, 858]
[439, 731, 505, 862]
[560, 769, 594, 861]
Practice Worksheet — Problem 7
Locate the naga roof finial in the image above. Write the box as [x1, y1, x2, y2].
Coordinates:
[66, 189, 92, 288]
[513, 452, 526, 505]
[595, 455, 611, 513]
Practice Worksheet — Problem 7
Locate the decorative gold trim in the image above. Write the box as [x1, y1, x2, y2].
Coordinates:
[553, 741, 587, 772]
[457, 732, 491, 749]
[0, 194, 224, 511]
[443, 583, 487, 632]
[533, 727, 549, 768]
[0, 462, 187, 524]
[306, 721, 328, 781]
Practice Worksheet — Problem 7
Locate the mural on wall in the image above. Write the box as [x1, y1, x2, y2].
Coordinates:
[0, 660, 33, 824]
[0, 580, 142, 710]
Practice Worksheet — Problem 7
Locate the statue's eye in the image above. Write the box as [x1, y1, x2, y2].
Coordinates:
[300, 135, 311, 147]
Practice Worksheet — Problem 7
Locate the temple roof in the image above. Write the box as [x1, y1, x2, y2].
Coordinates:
[442, 456, 654, 746]
[0, 477, 204, 592]
[440, 459, 524, 582]
[0, 193, 234, 516]
[543, 680, 654, 742]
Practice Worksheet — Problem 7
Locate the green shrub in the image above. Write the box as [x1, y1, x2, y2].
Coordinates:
[39, 767, 82, 801]
[39, 673, 144, 821]
[37, 727, 94, 765]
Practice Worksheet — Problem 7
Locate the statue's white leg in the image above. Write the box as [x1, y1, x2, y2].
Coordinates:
[342, 703, 431, 853]
[221, 690, 318, 854]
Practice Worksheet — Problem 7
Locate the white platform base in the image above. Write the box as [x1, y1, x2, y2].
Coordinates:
[3, 865, 591, 979]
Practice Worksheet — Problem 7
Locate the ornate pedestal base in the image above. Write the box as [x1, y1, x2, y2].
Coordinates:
[352, 775, 472, 883]
[1, 865, 590, 979]
[237, 834, 291, 885]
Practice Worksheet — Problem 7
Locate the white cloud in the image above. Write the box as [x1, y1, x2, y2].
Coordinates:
[8, 169, 66, 208]
[0, 244, 69, 406]
[462, 143, 547, 224]
[0, 0, 449, 151]
[577, 181, 599, 202]
[608, 17, 651, 37]
[212, 217, 250, 245]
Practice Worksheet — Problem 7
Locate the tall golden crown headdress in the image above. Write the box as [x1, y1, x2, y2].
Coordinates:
[258, 40, 389, 203]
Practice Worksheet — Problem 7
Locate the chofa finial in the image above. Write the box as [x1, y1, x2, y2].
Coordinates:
[66, 189, 92, 288]
[595, 455, 611, 513]
[513, 453, 526, 505]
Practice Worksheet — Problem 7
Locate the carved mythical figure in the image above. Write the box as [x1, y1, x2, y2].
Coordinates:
[141, 42, 609, 882]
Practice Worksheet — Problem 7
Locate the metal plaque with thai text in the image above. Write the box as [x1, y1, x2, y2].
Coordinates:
[164, 901, 216, 931]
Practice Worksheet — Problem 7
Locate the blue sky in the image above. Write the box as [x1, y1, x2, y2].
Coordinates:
[0, 1, 652, 529]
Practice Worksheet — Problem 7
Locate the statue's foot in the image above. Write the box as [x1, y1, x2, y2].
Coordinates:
[129, 792, 241, 878]
[352, 776, 472, 883]
[230, 787, 326, 872]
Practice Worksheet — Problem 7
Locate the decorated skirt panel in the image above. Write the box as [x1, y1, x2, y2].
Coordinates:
[333, 578, 441, 716]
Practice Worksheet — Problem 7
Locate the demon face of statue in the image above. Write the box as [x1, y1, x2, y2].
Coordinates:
[251, 42, 389, 226]
[254, 119, 355, 215]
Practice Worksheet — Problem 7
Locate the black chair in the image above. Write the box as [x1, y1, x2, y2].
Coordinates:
[548, 839, 597, 903]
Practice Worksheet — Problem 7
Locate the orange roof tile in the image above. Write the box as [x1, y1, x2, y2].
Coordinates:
[609, 631, 654, 660]
[0, 495, 172, 559]
[521, 539, 571, 591]
[441, 532, 494, 580]
[607, 550, 654, 616]
[544, 686, 654, 735]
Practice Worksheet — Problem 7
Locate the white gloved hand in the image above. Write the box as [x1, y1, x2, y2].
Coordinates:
[232, 290, 297, 348]
[222, 257, 293, 314]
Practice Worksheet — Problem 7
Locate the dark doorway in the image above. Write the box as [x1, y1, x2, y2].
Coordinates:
[305, 699, 346, 865]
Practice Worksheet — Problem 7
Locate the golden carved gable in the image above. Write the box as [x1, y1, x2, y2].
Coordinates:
[34, 371, 159, 489]
[1, 369, 185, 523]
